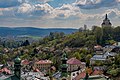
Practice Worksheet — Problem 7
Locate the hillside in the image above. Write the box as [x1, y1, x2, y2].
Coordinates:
[0, 27, 77, 37]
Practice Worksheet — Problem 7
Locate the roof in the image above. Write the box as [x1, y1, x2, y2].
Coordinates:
[74, 68, 104, 80]
[33, 68, 40, 72]
[90, 55, 107, 61]
[21, 72, 44, 79]
[1, 75, 20, 80]
[92, 69, 103, 75]
[74, 71, 86, 80]
[35, 60, 52, 64]
[0, 68, 11, 75]
[0, 74, 12, 80]
[0, 64, 3, 67]
[104, 52, 117, 56]
[51, 66, 56, 71]
[67, 58, 81, 65]
[21, 60, 29, 65]
[94, 45, 102, 49]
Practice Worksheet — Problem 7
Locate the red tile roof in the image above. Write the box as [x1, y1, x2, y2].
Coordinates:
[74, 71, 86, 80]
[34, 68, 40, 72]
[21, 60, 29, 65]
[67, 58, 81, 65]
[0, 68, 11, 74]
[92, 69, 103, 75]
[74, 68, 103, 80]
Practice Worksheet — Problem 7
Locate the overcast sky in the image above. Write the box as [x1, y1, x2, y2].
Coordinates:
[0, 0, 120, 28]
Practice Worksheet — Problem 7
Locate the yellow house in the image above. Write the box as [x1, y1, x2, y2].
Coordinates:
[34, 60, 52, 71]
[67, 58, 85, 72]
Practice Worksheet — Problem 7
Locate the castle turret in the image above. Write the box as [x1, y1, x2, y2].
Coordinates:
[14, 57, 21, 79]
[60, 53, 70, 80]
[61, 53, 68, 77]
[101, 14, 112, 27]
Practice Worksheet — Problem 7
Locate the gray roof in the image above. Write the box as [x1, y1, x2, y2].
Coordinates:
[90, 55, 107, 61]
[104, 52, 117, 57]
[0, 74, 19, 80]
[0, 74, 12, 80]
[21, 72, 45, 80]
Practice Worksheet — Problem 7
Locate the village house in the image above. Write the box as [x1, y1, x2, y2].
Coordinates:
[34, 60, 52, 71]
[67, 58, 86, 72]
[94, 45, 103, 54]
[90, 54, 108, 65]
[74, 68, 107, 80]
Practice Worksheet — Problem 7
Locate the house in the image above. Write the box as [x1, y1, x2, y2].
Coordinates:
[0, 57, 21, 80]
[21, 72, 45, 80]
[21, 59, 29, 65]
[67, 58, 86, 72]
[104, 52, 117, 57]
[74, 68, 107, 80]
[103, 45, 116, 53]
[94, 45, 103, 51]
[94, 45, 103, 54]
[93, 66, 107, 71]
[90, 55, 108, 65]
[0, 67, 11, 75]
[34, 60, 52, 71]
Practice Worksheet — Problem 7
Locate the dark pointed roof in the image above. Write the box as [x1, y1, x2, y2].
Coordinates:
[105, 14, 108, 20]
[102, 14, 112, 27]
[61, 53, 67, 60]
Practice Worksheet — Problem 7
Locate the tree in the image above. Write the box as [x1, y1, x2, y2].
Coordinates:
[113, 26, 120, 41]
[21, 40, 30, 46]
[85, 54, 92, 67]
[102, 26, 113, 44]
[73, 52, 81, 60]
[93, 27, 103, 44]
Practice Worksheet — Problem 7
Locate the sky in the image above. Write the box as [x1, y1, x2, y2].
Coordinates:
[0, 0, 120, 28]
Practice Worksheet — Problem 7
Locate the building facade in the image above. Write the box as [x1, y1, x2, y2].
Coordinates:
[67, 58, 85, 72]
[34, 60, 52, 71]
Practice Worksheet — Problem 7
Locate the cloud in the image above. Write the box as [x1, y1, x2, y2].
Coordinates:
[0, 0, 23, 8]
[32, 3, 53, 16]
[0, 0, 120, 28]
[15, 3, 34, 17]
[48, 0, 76, 8]
[0, 8, 15, 17]
[15, 3, 80, 19]
[51, 4, 80, 18]
[0, 0, 120, 20]
[103, 8, 120, 19]
[80, 8, 120, 21]
[13, 3, 54, 18]
[26, 0, 52, 4]
[76, 0, 120, 9]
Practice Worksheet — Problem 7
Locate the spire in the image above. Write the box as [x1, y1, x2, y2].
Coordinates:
[14, 57, 21, 79]
[84, 72, 89, 80]
[61, 52, 68, 77]
[105, 14, 108, 20]
[102, 14, 112, 27]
